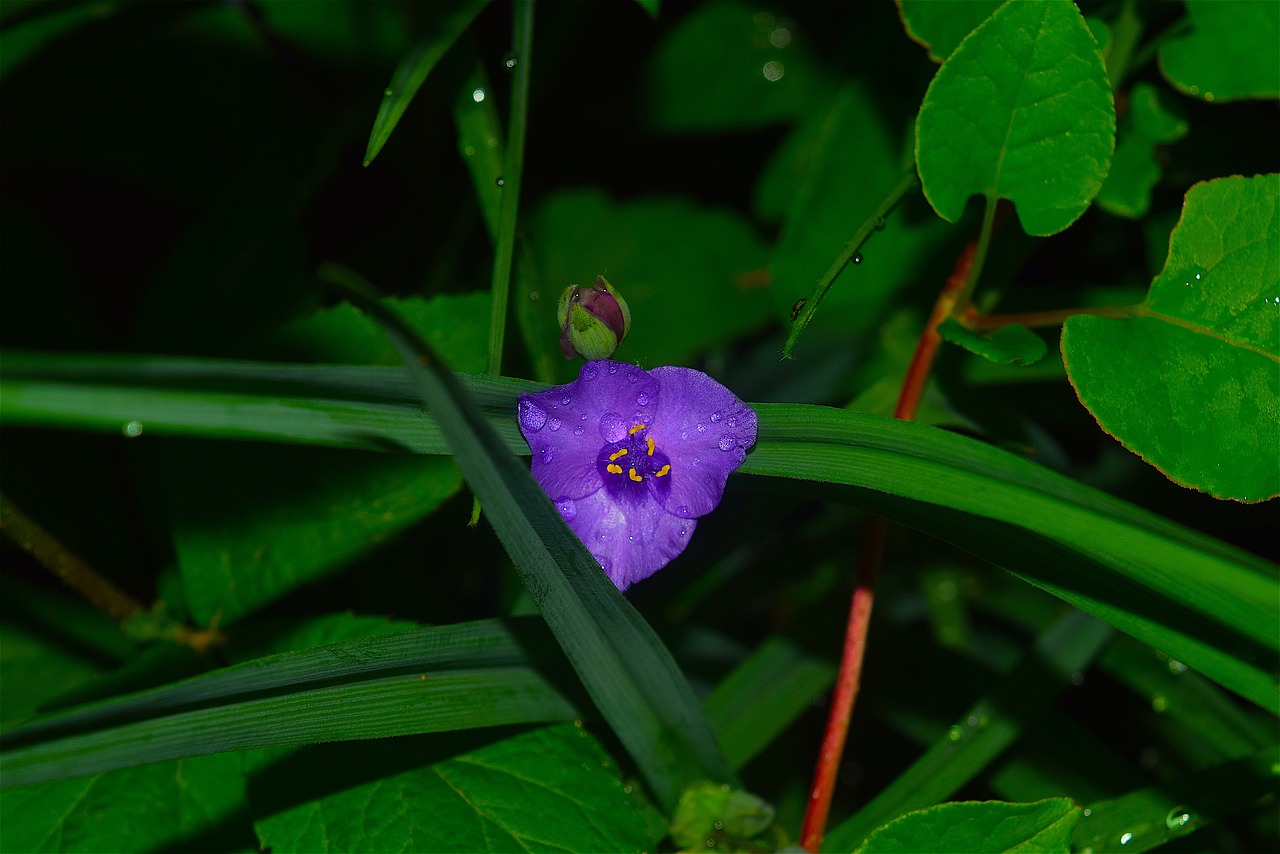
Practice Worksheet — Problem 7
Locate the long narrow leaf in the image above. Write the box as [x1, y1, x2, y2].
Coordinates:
[322, 270, 737, 811]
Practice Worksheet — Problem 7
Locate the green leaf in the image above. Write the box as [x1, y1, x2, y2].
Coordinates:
[0, 619, 577, 787]
[915, 0, 1116, 235]
[1097, 83, 1189, 219]
[0, 753, 250, 852]
[855, 798, 1081, 853]
[324, 269, 738, 811]
[937, 318, 1048, 365]
[531, 189, 771, 373]
[633, 0, 659, 19]
[670, 781, 776, 850]
[254, 724, 661, 854]
[1159, 0, 1280, 103]
[0, 1, 122, 79]
[1072, 748, 1279, 853]
[896, 0, 1003, 63]
[642, 1, 827, 132]
[363, 0, 490, 166]
[1062, 174, 1280, 502]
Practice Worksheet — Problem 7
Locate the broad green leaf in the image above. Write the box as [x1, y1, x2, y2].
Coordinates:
[642, 1, 827, 132]
[0, 623, 104, 729]
[0, 619, 577, 787]
[531, 189, 771, 375]
[703, 636, 836, 770]
[1062, 174, 1280, 502]
[251, 0, 407, 63]
[0, 753, 250, 853]
[1159, 0, 1280, 103]
[937, 318, 1048, 365]
[363, 0, 490, 166]
[0, 1, 121, 79]
[1097, 83, 1189, 219]
[895, 0, 1002, 63]
[915, 0, 1116, 235]
[254, 724, 661, 853]
[326, 271, 738, 811]
[1071, 747, 1279, 853]
[855, 798, 1080, 853]
[633, 0, 659, 19]
[825, 612, 1110, 850]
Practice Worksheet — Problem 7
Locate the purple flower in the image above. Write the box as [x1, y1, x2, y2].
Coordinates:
[518, 360, 758, 591]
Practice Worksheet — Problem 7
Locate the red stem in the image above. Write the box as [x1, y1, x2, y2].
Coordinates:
[798, 240, 978, 852]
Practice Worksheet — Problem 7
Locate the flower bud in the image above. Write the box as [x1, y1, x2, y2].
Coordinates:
[557, 275, 631, 360]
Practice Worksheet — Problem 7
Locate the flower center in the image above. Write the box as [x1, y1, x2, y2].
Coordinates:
[596, 422, 672, 503]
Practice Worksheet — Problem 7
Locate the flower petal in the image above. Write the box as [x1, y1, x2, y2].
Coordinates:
[644, 366, 757, 519]
[562, 488, 697, 591]
[519, 360, 661, 500]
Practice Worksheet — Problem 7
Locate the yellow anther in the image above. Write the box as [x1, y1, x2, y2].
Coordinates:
[629, 423, 645, 435]
[609, 448, 628, 461]
[606, 463, 623, 475]
[628, 467, 643, 483]
[655, 464, 671, 477]
[646, 437, 655, 456]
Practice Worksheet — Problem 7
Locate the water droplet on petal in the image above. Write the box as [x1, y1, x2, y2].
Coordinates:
[599, 412, 626, 443]
[520, 400, 548, 432]
[556, 499, 577, 521]
[696, 423, 706, 433]
[734, 447, 746, 462]
[675, 505, 691, 518]
[583, 364, 598, 381]
[574, 425, 584, 435]
[626, 369, 639, 383]
[561, 395, 571, 406]
[678, 528, 687, 537]
[608, 363, 619, 374]
[717, 433, 736, 451]
[636, 390, 650, 406]
[680, 430, 689, 440]
[540, 448, 553, 464]
[710, 411, 721, 423]
[727, 415, 738, 427]
[692, 456, 701, 466]
[548, 417, 561, 432]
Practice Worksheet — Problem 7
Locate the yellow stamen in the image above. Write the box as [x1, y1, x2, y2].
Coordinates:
[628, 467, 643, 483]
[609, 448, 628, 461]
[607, 463, 623, 475]
[655, 464, 671, 477]
[628, 423, 645, 435]
[646, 437, 655, 456]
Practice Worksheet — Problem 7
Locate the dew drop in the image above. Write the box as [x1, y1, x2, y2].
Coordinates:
[853, 253, 863, 264]
[627, 535, 635, 542]
[548, 417, 562, 432]
[123, 420, 144, 438]
[519, 400, 547, 432]
[717, 433, 736, 451]
[675, 504, 692, 518]
[636, 390, 650, 406]
[626, 369, 639, 383]
[1165, 807, 1193, 830]
[502, 52, 518, 70]
[574, 425, 584, 435]
[599, 412, 627, 443]
[608, 363, 619, 374]
[678, 528, 687, 537]
[709, 412, 722, 423]
[1151, 691, 1169, 713]
[583, 364, 598, 381]
[733, 446, 746, 463]
[495, 176, 505, 187]
[383, 87, 394, 97]
[529, 291, 539, 301]
[561, 395, 571, 406]
[556, 499, 577, 521]
[873, 217, 887, 232]
[580, 413, 588, 421]
[696, 423, 706, 433]
[948, 725, 963, 742]
[727, 415, 738, 427]
[471, 87, 486, 103]
[539, 448, 553, 465]
[1120, 832, 1133, 845]
[692, 456, 701, 466]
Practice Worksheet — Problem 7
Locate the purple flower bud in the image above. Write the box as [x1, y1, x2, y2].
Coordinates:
[557, 276, 631, 360]
[517, 360, 757, 590]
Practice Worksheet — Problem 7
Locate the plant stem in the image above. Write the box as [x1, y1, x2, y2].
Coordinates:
[964, 303, 1135, 331]
[798, 237, 979, 853]
[486, 0, 534, 375]
[783, 168, 920, 360]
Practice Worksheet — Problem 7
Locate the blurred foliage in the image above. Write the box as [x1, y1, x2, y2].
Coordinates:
[1, 1, 1276, 852]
